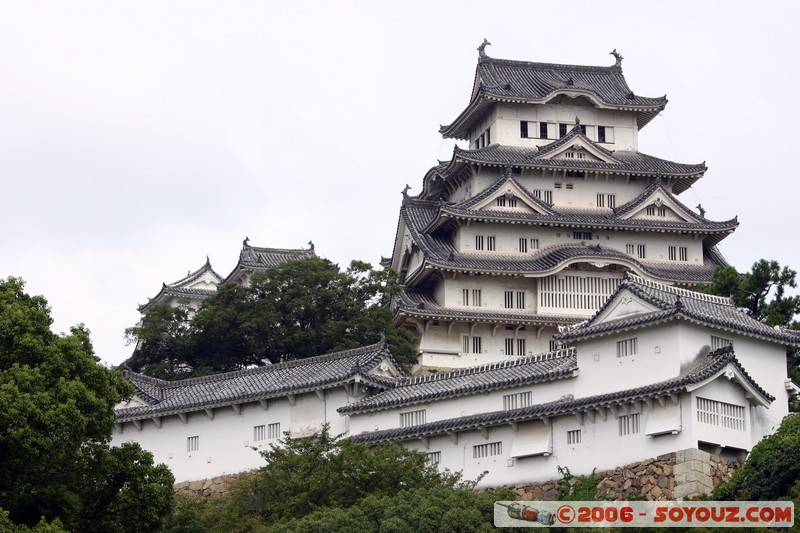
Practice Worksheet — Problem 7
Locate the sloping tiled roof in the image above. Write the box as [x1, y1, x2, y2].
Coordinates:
[425, 178, 736, 241]
[116, 341, 403, 422]
[555, 273, 800, 346]
[449, 143, 705, 181]
[441, 52, 667, 139]
[350, 347, 773, 444]
[458, 171, 556, 214]
[138, 258, 222, 312]
[339, 348, 577, 414]
[223, 241, 316, 283]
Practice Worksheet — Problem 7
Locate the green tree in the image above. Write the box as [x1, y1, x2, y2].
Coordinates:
[0, 277, 174, 531]
[705, 259, 800, 328]
[713, 414, 800, 501]
[127, 258, 418, 376]
[166, 425, 509, 532]
[124, 302, 192, 379]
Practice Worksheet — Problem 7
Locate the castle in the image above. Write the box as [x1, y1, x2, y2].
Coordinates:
[113, 45, 798, 490]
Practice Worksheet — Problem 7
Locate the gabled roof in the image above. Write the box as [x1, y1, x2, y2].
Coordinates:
[457, 171, 555, 214]
[398, 197, 728, 287]
[116, 341, 404, 422]
[339, 348, 577, 414]
[614, 178, 719, 222]
[440, 48, 667, 140]
[555, 273, 800, 346]
[138, 257, 222, 313]
[421, 178, 736, 242]
[350, 347, 773, 444]
[223, 239, 316, 284]
[435, 141, 705, 194]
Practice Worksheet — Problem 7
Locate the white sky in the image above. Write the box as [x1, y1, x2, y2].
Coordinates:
[2, 1, 798, 367]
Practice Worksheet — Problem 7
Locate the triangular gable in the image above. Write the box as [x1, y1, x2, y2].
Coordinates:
[543, 138, 614, 163]
[536, 127, 620, 164]
[686, 360, 773, 408]
[471, 178, 553, 215]
[616, 182, 703, 224]
[591, 287, 663, 324]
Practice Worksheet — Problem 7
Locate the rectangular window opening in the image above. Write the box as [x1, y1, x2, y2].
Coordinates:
[567, 429, 581, 445]
[473, 441, 503, 459]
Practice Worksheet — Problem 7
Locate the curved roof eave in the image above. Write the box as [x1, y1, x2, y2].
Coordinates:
[440, 92, 665, 140]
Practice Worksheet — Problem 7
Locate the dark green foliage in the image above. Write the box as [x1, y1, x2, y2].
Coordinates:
[167, 425, 506, 532]
[713, 414, 800, 501]
[127, 258, 419, 376]
[0, 277, 174, 531]
[704, 259, 800, 328]
[125, 302, 192, 379]
[556, 466, 601, 501]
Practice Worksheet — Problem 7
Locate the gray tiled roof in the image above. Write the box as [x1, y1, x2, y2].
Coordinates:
[138, 258, 222, 312]
[441, 54, 667, 139]
[555, 274, 800, 346]
[350, 347, 773, 444]
[450, 142, 705, 182]
[399, 199, 725, 286]
[393, 288, 582, 327]
[222, 242, 316, 283]
[426, 173, 736, 241]
[339, 348, 577, 414]
[116, 341, 403, 422]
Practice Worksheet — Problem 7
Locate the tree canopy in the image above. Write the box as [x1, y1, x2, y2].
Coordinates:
[0, 277, 174, 531]
[704, 259, 800, 328]
[126, 258, 419, 377]
[167, 425, 509, 532]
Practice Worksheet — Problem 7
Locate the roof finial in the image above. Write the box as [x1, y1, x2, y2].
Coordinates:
[478, 38, 491, 58]
[308, 240, 315, 251]
[243, 236, 250, 247]
[402, 184, 411, 197]
[610, 49, 624, 68]
[696, 204, 706, 218]
[205, 255, 211, 266]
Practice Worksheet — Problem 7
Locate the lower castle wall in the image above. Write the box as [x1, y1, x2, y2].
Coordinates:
[174, 448, 739, 501]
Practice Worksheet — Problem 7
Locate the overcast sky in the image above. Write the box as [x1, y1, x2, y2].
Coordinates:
[2, 1, 798, 367]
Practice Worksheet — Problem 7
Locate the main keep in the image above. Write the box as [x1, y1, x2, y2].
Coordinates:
[387, 44, 737, 370]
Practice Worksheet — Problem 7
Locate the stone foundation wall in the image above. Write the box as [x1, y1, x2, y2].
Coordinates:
[508, 448, 739, 502]
[175, 448, 739, 501]
[174, 473, 243, 498]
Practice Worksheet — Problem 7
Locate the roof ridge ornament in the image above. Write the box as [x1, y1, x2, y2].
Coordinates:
[243, 236, 250, 247]
[477, 38, 491, 59]
[695, 204, 706, 218]
[402, 184, 411, 197]
[610, 49, 624, 68]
